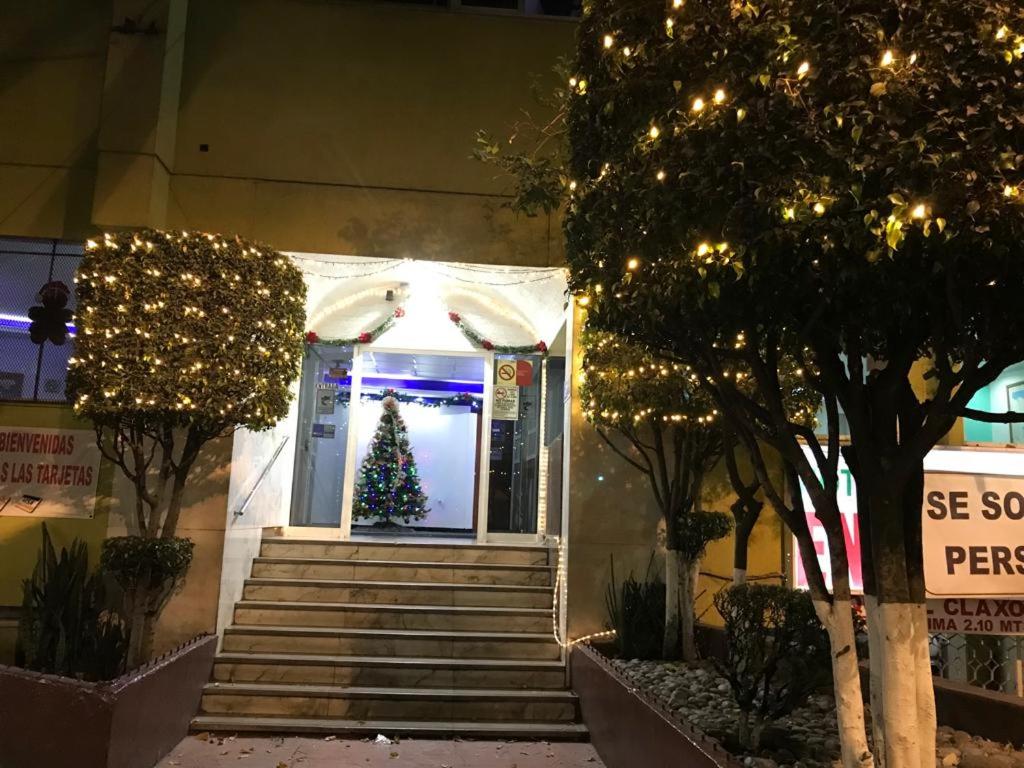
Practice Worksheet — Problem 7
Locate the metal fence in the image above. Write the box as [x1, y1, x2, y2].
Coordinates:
[931, 632, 1024, 697]
[0, 237, 83, 403]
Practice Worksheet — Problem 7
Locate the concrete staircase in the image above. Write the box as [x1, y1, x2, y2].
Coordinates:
[192, 536, 586, 739]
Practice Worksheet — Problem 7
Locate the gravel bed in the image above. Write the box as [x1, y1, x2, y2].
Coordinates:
[610, 658, 1024, 768]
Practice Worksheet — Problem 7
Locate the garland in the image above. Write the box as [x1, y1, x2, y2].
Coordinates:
[447, 311, 547, 355]
[303, 306, 548, 356]
[305, 307, 404, 346]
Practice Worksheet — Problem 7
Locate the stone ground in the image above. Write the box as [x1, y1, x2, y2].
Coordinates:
[157, 735, 604, 768]
[612, 658, 1024, 768]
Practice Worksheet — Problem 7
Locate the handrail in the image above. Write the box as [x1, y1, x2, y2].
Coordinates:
[232, 436, 290, 519]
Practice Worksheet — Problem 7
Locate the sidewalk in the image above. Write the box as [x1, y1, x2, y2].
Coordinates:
[158, 735, 604, 767]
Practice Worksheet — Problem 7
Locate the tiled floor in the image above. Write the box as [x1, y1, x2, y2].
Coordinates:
[157, 735, 604, 767]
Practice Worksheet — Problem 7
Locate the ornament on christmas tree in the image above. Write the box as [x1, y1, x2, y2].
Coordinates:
[352, 394, 429, 526]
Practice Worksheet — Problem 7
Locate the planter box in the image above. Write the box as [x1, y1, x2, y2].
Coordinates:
[570, 643, 742, 768]
[0, 634, 216, 768]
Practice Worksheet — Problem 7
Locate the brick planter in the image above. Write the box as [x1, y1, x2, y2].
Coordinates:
[570, 643, 742, 768]
[0, 634, 216, 768]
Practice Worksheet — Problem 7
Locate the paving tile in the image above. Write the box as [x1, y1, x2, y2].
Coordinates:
[157, 736, 604, 768]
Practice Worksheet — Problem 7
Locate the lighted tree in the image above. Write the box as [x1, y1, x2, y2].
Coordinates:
[581, 328, 730, 661]
[68, 230, 306, 664]
[565, 2, 1024, 767]
[352, 394, 430, 525]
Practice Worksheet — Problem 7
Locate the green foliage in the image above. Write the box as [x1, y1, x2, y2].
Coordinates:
[605, 554, 666, 660]
[677, 509, 733, 562]
[352, 396, 430, 524]
[713, 585, 831, 750]
[565, 0, 1024, 606]
[101, 536, 195, 594]
[16, 524, 128, 681]
[69, 229, 306, 431]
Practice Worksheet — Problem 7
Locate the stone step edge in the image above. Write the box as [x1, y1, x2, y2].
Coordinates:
[254, 557, 554, 572]
[215, 652, 566, 669]
[190, 715, 588, 739]
[203, 682, 577, 701]
[262, 537, 552, 553]
[235, 600, 549, 616]
[245, 577, 552, 593]
[224, 625, 558, 642]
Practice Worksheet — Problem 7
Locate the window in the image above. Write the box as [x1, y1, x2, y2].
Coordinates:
[0, 237, 82, 403]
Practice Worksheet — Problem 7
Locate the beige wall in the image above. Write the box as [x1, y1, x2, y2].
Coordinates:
[0, 0, 572, 264]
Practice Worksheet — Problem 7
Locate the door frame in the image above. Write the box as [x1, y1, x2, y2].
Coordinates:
[337, 344, 495, 541]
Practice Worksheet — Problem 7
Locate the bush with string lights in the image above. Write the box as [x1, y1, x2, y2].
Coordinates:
[68, 229, 306, 665]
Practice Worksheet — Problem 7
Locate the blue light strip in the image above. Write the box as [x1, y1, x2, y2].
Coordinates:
[0, 315, 76, 335]
[322, 374, 484, 394]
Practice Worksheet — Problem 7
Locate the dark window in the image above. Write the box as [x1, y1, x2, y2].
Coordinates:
[0, 237, 83, 402]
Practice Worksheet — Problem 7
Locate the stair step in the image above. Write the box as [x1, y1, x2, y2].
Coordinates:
[251, 557, 554, 586]
[233, 600, 550, 632]
[222, 625, 561, 660]
[242, 578, 552, 608]
[213, 653, 567, 688]
[200, 682, 578, 721]
[261, 538, 550, 566]
[191, 714, 588, 740]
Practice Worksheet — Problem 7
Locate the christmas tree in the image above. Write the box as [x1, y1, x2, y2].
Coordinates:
[352, 393, 429, 525]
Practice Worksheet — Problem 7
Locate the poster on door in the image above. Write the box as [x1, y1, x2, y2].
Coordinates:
[0, 427, 100, 518]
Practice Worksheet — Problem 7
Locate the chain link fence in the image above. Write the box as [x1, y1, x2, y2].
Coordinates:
[931, 632, 1024, 697]
[0, 237, 83, 403]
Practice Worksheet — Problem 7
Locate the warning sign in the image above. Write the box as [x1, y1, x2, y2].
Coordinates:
[927, 598, 1024, 635]
[493, 384, 519, 421]
[496, 361, 517, 385]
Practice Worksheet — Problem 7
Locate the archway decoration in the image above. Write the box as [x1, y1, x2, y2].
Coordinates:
[306, 307, 405, 346]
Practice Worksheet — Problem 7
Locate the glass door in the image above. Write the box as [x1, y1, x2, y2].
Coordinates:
[289, 344, 354, 526]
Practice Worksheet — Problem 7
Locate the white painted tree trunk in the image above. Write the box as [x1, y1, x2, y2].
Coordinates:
[664, 548, 682, 659]
[732, 567, 747, 586]
[813, 599, 875, 768]
[870, 602, 936, 768]
[864, 596, 886, 766]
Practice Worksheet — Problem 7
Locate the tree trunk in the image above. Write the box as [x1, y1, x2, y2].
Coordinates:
[869, 601, 936, 768]
[679, 556, 700, 662]
[664, 548, 682, 659]
[732, 513, 754, 586]
[126, 596, 147, 670]
[813, 598, 875, 768]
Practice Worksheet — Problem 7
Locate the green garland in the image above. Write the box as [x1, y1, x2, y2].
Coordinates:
[447, 311, 548, 355]
[305, 307, 404, 346]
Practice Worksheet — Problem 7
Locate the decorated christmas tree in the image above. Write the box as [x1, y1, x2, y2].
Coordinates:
[352, 393, 429, 525]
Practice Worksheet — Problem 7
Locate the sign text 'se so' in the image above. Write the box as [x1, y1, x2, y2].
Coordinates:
[923, 472, 1024, 597]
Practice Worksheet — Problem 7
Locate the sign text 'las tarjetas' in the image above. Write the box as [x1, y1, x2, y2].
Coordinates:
[0, 427, 100, 518]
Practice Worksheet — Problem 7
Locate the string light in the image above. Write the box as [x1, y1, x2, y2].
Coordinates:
[626, 257, 640, 270]
[713, 89, 726, 104]
[797, 61, 811, 78]
[648, 125, 661, 139]
[692, 97, 706, 112]
[603, 34, 614, 49]
[911, 203, 928, 219]
[881, 50, 894, 67]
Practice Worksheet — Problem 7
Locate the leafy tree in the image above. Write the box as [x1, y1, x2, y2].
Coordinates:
[581, 328, 730, 660]
[564, 2, 1024, 767]
[69, 229, 306, 664]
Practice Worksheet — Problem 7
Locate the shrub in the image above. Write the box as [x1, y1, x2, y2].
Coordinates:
[16, 524, 128, 681]
[101, 536, 194, 663]
[605, 554, 666, 660]
[713, 584, 831, 750]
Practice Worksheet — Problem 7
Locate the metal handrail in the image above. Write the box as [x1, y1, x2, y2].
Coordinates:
[232, 436, 290, 518]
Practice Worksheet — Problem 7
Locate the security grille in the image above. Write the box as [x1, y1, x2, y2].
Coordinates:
[930, 632, 1024, 697]
[0, 237, 83, 403]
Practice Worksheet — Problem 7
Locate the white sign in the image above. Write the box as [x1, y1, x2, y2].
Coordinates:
[927, 598, 1024, 635]
[923, 473, 1024, 597]
[794, 446, 1024, 599]
[0, 428, 100, 518]
[492, 384, 520, 421]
